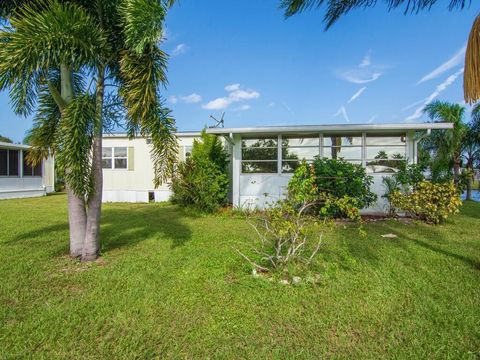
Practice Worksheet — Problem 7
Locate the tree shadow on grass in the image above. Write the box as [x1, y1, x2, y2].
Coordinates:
[459, 200, 480, 221]
[381, 223, 480, 271]
[100, 204, 193, 252]
[4, 204, 194, 255]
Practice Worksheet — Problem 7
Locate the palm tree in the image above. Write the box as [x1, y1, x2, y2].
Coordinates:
[279, 0, 478, 104]
[464, 103, 480, 199]
[423, 101, 468, 185]
[0, 0, 177, 261]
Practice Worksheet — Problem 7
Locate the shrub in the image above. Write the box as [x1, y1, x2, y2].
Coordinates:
[241, 195, 365, 276]
[389, 181, 462, 224]
[288, 159, 376, 217]
[171, 131, 229, 212]
[382, 162, 426, 215]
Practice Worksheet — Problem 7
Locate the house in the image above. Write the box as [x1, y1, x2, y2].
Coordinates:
[102, 123, 453, 213]
[0, 141, 55, 200]
[102, 132, 199, 203]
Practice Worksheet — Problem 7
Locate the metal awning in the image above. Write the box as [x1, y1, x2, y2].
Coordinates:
[206, 122, 454, 136]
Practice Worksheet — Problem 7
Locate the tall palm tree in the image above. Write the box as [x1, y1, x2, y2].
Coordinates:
[464, 103, 480, 199]
[279, 0, 478, 104]
[0, 0, 177, 261]
[423, 101, 468, 185]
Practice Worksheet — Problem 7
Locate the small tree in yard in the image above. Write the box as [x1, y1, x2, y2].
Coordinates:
[240, 161, 365, 278]
[0, 0, 177, 261]
[171, 130, 229, 212]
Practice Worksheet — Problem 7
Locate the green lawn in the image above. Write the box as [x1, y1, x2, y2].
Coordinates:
[1, 195, 479, 359]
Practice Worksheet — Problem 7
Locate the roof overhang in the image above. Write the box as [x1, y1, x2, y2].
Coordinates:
[103, 131, 201, 138]
[0, 141, 30, 150]
[206, 123, 454, 136]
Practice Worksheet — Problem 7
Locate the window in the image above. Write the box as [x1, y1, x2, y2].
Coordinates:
[323, 134, 362, 161]
[241, 137, 277, 173]
[1, 149, 20, 176]
[22, 151, 42, 177]
[366, 134, 406, 173]
[282, 135, 319, 173]
[102, 147, 128, 169]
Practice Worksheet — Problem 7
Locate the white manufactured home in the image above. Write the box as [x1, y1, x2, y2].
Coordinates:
[0, 141, 55, 200]
[102, 123, 453, 213]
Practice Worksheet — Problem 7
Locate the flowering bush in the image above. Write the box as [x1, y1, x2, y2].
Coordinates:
[389, 181, 462, 224]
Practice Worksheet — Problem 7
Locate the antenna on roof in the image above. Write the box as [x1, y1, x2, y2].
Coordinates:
[208, 113, 225, 128]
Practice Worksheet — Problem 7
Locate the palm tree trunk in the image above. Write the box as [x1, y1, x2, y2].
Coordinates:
[61, 64, 87, 258]
[466, 177, 472, 200]
[82, 65, 105, 262]
[453, 156, 461, 186]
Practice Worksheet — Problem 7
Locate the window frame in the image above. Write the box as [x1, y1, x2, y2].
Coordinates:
[239, 132, 409, 175]
[241, 136, 279, 174]
[102, 146, 129, 170]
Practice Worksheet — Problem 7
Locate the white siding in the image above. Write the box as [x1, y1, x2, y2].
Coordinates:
[102, 135, 198, 203]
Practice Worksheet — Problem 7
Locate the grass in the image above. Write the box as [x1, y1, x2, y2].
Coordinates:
[1, 194, 479, 359]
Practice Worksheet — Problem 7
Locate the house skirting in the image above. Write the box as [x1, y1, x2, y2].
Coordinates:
[102, 189, 172, 203]
[0, 188, 47, 200]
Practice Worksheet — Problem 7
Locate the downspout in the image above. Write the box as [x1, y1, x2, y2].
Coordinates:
[413, 129, 431, 164]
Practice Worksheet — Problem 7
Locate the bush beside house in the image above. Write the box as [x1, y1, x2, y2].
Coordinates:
[171, 130, 229, 212]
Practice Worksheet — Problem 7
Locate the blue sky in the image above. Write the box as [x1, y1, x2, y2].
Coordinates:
[0, 0, 478, 141]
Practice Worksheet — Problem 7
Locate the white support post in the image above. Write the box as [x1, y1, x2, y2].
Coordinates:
[232, 134, 241, 208]
[361, 132, 367, 167]
[319, 133, 323, 158]
[277, 134, 282, 174]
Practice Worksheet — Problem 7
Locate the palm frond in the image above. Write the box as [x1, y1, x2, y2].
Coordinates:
[118, 45, 176, 186]
[0, 0, 106, 111]
[121, 0, 167, 54]
[465, 14, 480, 104]
[140, 104, 178, 186]
[281, 0, 470, 28]
[55, 93, 96, 198]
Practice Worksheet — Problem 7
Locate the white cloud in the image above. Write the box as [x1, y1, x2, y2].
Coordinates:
[339, 51, 383, 84]
[401, 97, 429, 112]
[417, 45, 466, 85]
[268, 102, 276, 108]
[334, 106, 350, 123]
[342, 72, 382, 84]
[180, 93, 202, 103]
[347, 87, 367, 104]
[168, 95, 178, 104]
[405, 67, 464, 122]
[202, 97, 231, 110]
[359, 53, 371, 68]
[229, 89, 260, 101]
[202, 84, 260, 110]
[172, 43, 188, 56]
[225, 83, 240, 92]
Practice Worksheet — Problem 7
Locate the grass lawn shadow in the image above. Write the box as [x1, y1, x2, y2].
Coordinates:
[100, 203, 193, 252]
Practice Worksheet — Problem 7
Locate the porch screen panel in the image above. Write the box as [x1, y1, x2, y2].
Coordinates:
[322, 135, 362, 162]
[241, 137, 277, 173]
[8, 150, 19, 176]
[365, 134, 406, 173]
[22, 151, 42, 177]
[0, 149, 7, 176]
[281, 135, 319, 173]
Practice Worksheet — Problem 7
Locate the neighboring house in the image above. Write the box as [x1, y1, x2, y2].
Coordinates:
[0, 141, 55, 200]
[102, 132, 199, 203]
[102, 123, 453, 213]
